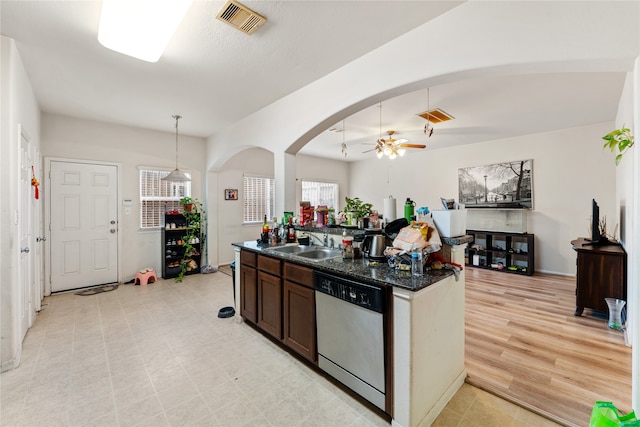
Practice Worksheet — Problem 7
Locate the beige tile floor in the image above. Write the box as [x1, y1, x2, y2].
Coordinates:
[0, 271, 561, 427]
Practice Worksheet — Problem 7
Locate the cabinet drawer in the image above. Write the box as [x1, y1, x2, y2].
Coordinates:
[258, 255, 281, 275]
[241, 250, 257, 267]
[283, 262, 314, 289]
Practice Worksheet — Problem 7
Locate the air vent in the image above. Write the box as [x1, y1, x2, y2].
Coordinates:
[417, 108, 454, 124]
[215, 0, 266, 35]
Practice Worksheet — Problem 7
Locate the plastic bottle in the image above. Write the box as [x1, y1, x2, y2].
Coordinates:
[404, 198, 415, 223]
[411, 245, 423, 277]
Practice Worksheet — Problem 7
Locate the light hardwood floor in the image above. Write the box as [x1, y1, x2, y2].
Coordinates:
[464, 267, 632, 427]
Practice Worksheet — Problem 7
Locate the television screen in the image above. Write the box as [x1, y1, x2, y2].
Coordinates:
[590, 199, 600, 242]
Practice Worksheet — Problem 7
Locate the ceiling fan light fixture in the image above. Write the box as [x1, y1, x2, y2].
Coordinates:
[162, 115, 191, 183]
[398, 148, 406, 157]
[98, 0, 193, 62]
[376, 150, 384, 159]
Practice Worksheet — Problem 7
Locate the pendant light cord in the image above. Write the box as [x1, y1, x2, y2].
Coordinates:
[173, 114, 182, 168]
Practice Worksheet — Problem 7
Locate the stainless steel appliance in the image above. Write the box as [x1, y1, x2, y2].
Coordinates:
[314, 271, 386, 410]
[362, 233, 386, 260]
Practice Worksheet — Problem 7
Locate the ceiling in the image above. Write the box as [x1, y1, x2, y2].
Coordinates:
[0, 1, 635, 162]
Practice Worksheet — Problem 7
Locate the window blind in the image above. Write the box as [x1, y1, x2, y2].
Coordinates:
[301, 180, 339, 209]
[243, 176, 275, 223]
[139, 169, 191, 228]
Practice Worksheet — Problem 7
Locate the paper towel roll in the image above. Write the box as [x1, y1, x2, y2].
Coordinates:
[383, 196, 397, 223]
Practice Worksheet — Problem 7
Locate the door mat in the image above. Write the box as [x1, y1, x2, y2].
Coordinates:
[75, 284, 119, 296]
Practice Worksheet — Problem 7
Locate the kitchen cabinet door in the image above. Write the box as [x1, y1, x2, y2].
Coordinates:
[283, 280, 316, 363]
[257, 271, 282, 339]
[240, 265, 257, 323]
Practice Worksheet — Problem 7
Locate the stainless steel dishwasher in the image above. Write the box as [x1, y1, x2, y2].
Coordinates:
[314, 271, 386, 410]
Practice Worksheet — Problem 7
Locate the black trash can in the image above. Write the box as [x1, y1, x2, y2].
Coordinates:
[230, 261, 236, 302]
[218, 262, 236, 318]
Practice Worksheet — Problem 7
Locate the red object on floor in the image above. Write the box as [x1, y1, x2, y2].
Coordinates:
[134, 269, 157, 286]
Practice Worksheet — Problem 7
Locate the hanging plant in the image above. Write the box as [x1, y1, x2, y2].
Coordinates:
[603, 127, 634, 166]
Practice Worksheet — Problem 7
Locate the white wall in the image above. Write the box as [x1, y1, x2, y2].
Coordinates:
[40, 113, 206, 280]
[215, 150, 350, 265]
[349, 123, 617, 275]
[1, 36, 41, 370]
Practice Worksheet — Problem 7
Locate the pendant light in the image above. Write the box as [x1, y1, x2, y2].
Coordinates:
[341, 119, 348, 158]
[162, 115, 191, 182]
[424, 88, 434, 138]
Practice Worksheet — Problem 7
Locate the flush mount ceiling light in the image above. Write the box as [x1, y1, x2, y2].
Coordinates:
[162, 115, 191, 182]
[98, 0, 193, 62]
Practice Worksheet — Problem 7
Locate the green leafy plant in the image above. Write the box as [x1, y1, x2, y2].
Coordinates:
[341, 197, 373, 219]
[603, 127, 634, 166]
[176, 198, 204, 282]
[180, 196, 194, 211]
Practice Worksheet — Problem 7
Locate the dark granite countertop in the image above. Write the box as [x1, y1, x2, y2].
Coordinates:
[232, 240, 457, 291]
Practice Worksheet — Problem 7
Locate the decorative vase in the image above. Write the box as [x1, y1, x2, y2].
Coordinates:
[605, 298, 625, 330]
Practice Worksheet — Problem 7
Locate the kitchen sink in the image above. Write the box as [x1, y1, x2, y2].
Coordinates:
[267, 244, 342, 262]
[267, 245, 313, 254]
[294, 248, 342, 261]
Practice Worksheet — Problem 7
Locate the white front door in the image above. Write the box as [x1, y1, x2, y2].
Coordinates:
[49, 161, 118, 293]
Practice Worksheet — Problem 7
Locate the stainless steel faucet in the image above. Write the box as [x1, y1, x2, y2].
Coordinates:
[307, 233, 326, 247]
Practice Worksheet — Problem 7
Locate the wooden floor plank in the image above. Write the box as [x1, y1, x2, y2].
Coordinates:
[464, 267, 631, 427]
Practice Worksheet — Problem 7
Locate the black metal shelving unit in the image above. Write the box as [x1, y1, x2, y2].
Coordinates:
[465, 230, 534, 276]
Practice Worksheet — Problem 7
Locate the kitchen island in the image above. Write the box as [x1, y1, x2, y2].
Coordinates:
[232, 236, 469, 427]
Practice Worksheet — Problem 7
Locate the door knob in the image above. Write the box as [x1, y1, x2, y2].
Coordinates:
[110, 220, 116, 224]
[21, 247, 30, 253]
[36, 236, 47, 242]
[110, 229, 116, 234]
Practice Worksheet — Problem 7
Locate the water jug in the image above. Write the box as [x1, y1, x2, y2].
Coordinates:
[404, 198, 415, 223]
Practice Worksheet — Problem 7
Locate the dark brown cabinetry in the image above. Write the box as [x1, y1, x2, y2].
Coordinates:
[465, 230, 534, 276]
[571, 238, 627, 316]
[257, 254, 283, 339]
[162, 213, 201, 279]
[240, 250, 258, 323]
[283, 263, 316, 363]
[238, 250, 318, 364]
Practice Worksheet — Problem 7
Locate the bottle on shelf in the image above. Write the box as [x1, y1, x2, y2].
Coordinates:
[287, 217, 296, 242]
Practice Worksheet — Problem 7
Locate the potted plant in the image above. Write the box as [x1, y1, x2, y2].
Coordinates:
[603, 126, 634, 166]
[176, 198, 204, 282]
[180, 196, 194, 212]
[341, 197, 373, 225]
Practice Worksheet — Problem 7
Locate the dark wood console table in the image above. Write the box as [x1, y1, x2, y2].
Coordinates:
[571, 238, 626, 316]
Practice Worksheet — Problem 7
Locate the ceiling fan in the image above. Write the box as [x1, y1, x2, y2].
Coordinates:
[363, 130, 426, 159]
[362, 102, 426, 159]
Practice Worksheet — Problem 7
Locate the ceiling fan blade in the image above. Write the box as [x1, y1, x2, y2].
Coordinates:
[362, 148, 377, 153]
[393, 138, 408, 145]
[399, 143, 426, 149]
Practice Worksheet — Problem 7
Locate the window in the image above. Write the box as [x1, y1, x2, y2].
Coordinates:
[139, 169, 191, 229]
[301, 180, 339, 209]
[243, 176, 275, 223]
